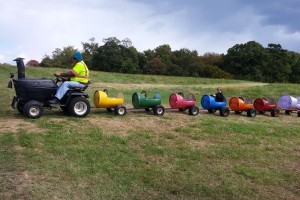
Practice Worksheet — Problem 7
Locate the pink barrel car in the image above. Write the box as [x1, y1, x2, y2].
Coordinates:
[169, 92, 199, 115]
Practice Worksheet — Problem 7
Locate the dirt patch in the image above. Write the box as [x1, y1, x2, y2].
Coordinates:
[87, 109, 199, 136]
[0, 118, 45, 134]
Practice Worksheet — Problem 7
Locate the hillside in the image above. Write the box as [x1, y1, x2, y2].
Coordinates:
[0, 65, 299, 199]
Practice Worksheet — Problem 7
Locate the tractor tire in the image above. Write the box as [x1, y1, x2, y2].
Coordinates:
[17, 101, 25, 114]
[23, 100, 44, 119]
[298, 111, 300, 117]
[67, 97, 90, 117]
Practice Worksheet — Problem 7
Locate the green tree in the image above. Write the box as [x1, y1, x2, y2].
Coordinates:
[142, 45, 173, 75]
[200, 52, 224, 68]
[92, 37, 139, 73]
[171, 48, 203, 77]
[223, 41, 268, 81]
[265, 43, 291, 83]
[288, 52, 300, 83]
[81, 37, 99, 68]
[40, 55, 52, 67]
[200, 64, 233, 79]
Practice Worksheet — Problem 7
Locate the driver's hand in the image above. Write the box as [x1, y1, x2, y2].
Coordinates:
[54, 72, 61, 77]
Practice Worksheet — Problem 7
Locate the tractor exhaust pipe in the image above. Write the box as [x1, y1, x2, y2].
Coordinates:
[13, 57, 25, 78]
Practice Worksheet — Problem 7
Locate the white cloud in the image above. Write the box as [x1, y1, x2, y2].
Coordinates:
[1, 0, 300, 64]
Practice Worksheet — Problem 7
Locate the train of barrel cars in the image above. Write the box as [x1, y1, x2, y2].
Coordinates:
[93, 89, 300, 118]
[8, 58, 300, 118]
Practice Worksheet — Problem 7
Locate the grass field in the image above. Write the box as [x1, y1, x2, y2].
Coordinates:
[0, 65, 299, 199]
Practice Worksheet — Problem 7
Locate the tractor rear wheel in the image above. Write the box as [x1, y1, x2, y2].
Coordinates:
[67, 97, 90, 117]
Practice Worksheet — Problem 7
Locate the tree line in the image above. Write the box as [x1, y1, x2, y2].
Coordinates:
[36, 37, 300, 83]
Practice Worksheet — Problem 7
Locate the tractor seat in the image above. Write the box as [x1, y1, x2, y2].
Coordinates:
[71, 81, 91, 91]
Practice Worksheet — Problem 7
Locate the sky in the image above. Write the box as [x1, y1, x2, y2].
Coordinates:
[1, 0, 300, 64]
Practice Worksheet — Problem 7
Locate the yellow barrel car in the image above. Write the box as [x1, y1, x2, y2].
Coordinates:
[94, 89, 127, 115]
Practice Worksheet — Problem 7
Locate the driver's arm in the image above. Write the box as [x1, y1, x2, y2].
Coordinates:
[54, 71, 75, 77]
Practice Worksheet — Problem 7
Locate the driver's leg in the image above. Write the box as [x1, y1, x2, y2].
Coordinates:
[55, 81, 85, 100]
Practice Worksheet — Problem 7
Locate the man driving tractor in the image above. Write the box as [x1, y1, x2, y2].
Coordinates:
[49, 51, 90, 104]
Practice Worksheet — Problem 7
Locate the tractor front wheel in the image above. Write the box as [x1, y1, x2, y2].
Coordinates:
[23, 100, 44, 119]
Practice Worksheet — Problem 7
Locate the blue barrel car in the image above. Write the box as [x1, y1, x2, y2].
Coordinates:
[201, 94, 230, 117]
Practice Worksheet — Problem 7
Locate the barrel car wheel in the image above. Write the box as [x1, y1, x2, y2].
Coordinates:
[67, 97, 90, 117]
[188, 106, 199, 116]
[220, 107, 230, 117]
[247, 108, 257, 117]
[208, 109, 217, 113]
[114, 105, 127, 116]
[285, 110, 292, 115]
[271, 108, 280, 117]
[179, 108, 187, 112]
[153, 105, 165, 115]
[234, 111, 243, 114]
[23, 100, 44, 119]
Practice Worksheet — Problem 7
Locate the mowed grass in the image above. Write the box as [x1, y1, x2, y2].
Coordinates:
[0, 65, 299, 199]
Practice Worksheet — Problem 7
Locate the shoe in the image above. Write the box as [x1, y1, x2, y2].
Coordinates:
[48, 98, 60, 104]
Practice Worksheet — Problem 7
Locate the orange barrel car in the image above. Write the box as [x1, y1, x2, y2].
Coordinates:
[94, 89, 127, 115]
[253, 98, 279, 117]
[169, 92, 199, 116]
[229, 97, 257, 117]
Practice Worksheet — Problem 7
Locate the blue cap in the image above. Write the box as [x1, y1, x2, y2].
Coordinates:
[72, 51, 83, 62]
